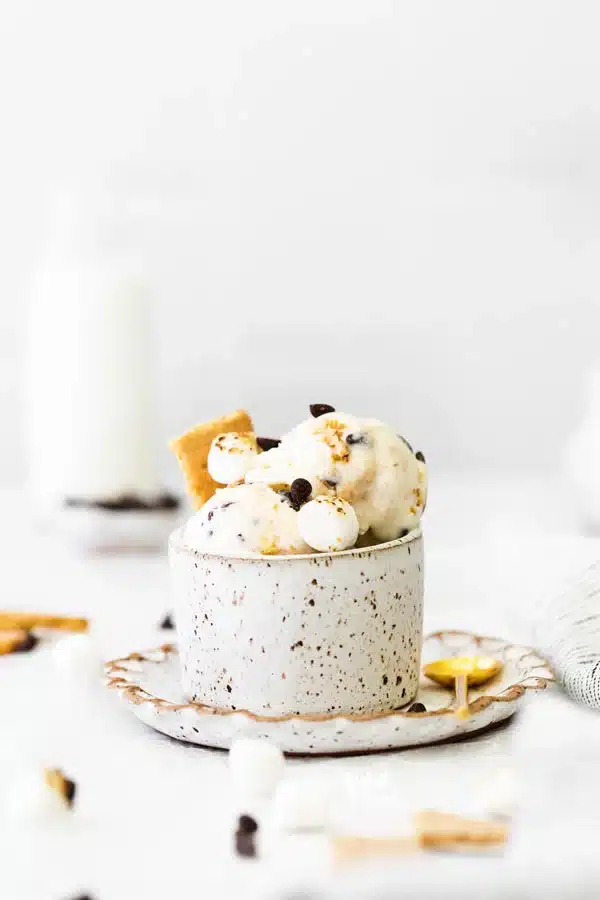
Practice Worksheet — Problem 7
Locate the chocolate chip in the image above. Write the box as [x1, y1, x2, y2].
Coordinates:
[66, 895, 96, 900]
[207, 510, 214, 521]
[237, 533, 246, 543]
[257, 437, 281, 451]
[408, 702, 426, 713]
[397, 435, 413, 453]
[322, 478, 338, 489]
[14, 632, 39, 653]
[235, 814, 258, 858]
[415, 450, 426, 463]
[346, 433, 368, 445]
[310, 404, 335, 417]
[64, 777, 77, 807]
[235, 831, 257, 858]
[290, 478, 312, 509]
[159, 613, 174, 630]
[237, 814, 259, 834]
[221, 501, 234, 509]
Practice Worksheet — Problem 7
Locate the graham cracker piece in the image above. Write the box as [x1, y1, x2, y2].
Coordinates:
[0, 612, 88, 633]
[169, 409, 254, 508]
[0, 629, 37, 655]
[332, 835, 420, 864]
[414, 810, 508, 850]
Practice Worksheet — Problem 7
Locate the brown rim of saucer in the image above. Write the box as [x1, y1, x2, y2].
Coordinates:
[104, 630, 553, 725]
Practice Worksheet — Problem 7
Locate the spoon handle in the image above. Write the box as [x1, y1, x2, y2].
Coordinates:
[455, 673, 470, 719]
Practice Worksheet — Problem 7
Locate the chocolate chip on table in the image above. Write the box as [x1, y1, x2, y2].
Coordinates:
[237, 814, 259, 835]
[235, 815, 259, 858]
[310, 404, 335, 417]
[64, 777, 77, 806]
[346, 433, 368, 446]
[289, 478, 312, 509]
[257, 437, 281, 451]
[408, 702, 426, 713]
[159, 613, 175, 630]
[235, 830, 257, 858]
[397, 435, 413, 453]
[415, 450, 426, 463]
[14, 632, 39, 653]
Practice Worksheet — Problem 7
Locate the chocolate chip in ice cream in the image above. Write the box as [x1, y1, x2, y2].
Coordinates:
[346, 433, 368, 446]
[310, 403, 335, 418]
[415, 450, 426, 462]
[257, 437, 281, 451]
[290, 478, 312, 510]
[159, 613, 174, 630]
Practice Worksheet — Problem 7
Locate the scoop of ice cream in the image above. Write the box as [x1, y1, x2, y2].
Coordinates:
[297, 495, 359, 552]
[183, 482, 311, 555]
[207, 432, 259, 485]
[246, 411, 426, 541]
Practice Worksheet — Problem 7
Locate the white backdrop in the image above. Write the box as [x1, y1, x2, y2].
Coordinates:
[1, 0, 600, 485]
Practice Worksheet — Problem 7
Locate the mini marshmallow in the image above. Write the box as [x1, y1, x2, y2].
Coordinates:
[51, 634, 103, 684]
[475, 766, 518, 819]
[207, 432, 258, 485]
[228, 738, 285, 799]
[5, 768, 69, 821]
[271, 778, 331, 831]
[297, 496, 359, 552]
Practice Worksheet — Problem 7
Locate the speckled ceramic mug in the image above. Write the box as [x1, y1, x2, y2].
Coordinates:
[168, 528, 424, 717]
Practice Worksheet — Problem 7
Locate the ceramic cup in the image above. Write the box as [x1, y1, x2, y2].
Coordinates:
[168, 528, 424, 717]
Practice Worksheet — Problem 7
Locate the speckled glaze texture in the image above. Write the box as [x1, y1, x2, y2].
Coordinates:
[168, 528, 424, 716]
[104, 632, 553, 754]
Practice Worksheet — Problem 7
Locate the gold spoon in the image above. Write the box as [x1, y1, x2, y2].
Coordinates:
[423, 656, 503, 720]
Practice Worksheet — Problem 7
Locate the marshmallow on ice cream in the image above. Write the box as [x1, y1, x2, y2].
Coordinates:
[247, 412, 426, 541]
[297, 496, 359, 552]
[183, 482, 311, 555]
[207, 432, 259, 485]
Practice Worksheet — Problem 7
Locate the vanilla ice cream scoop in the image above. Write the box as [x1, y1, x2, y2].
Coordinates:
[297, 496, 359, 552]
[183, 483, 311, 555]
[246, 411, 426, 542]
[207, 432, 259, 485]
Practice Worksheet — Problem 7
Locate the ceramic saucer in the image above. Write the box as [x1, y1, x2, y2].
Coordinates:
[104, 630, 552, 755]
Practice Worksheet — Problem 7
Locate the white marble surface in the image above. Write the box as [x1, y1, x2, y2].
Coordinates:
[1, 476, 599, 900]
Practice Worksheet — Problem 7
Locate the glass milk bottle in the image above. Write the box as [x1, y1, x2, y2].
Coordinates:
[25, 187, 179, 549]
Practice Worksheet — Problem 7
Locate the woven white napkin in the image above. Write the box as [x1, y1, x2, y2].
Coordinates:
[535, 558, 600, 708]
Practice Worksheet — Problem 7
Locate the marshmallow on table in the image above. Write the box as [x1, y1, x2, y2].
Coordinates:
[207, 432, 259, 485]
[297, 496, 359, 552]
[228, 738, 285, 799]
[474, 766, 518, 819]
[271, 778, 332, 831]
[51, 634, 103, 685]
[5, 768, 70, 821]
